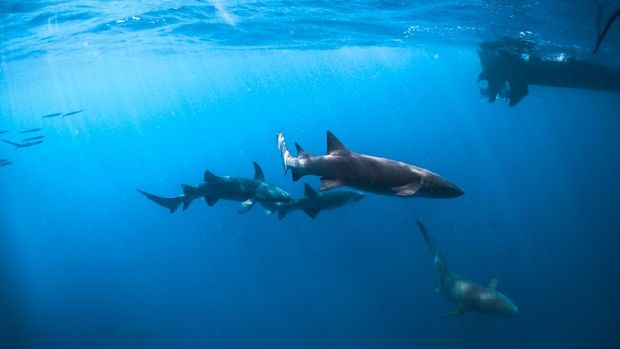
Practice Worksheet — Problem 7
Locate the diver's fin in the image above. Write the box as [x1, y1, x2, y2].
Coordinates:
[278, 210, 289, 220]
[304, 183, 319, 198]
[291, 168, 304, 181]
[204, 170, 218, 182]
[392, 182, 422, 197]
[507, 79, 528, 107]
[320, 178, 346, 191]
[239, 199, 255, 214]
[295, 142, 312, 159]
[326, 131, 350, 155]
[136, 189, 182, 214]
[489, 278, 498, 290]
[303, 208, 320, 219]
[204, 196, 218, 206]
[443, 305, 468, 317]
[253, 162, 265, 181]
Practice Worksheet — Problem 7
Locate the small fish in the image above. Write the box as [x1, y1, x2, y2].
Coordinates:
[22, 135, 45, 142]
[63, 109, 84, 117]
[3, 139, 45, 149]
[489, 223, 500, 230]
[0, 130, 9, 134]
[20, 128, 42, 134]
[0, 161, 13, 167]
[41, 112, 62, 118]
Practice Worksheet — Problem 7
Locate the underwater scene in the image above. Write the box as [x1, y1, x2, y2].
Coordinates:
[1, 1, 620, 348]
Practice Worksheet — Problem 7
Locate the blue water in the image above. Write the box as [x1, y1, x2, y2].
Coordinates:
[2, 1, 620, 348]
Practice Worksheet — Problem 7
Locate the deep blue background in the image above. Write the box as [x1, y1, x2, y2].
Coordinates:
[1, 45, 620, 349]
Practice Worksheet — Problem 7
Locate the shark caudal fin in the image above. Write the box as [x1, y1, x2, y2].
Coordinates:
[136, 190, 182, 213]
[181, 184, 199, 210]
[416, 220, 440, 258]
[277, 132, 305, 181]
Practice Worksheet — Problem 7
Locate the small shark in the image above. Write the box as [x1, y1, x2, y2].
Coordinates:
[263, 183, 364, 219]
[63, 109, 84, 117]
[277, 131, 463, 198]
[416, 221, 518, 318]
[0, 159, 13, 167]
[0, 130, 9, 135]
[3, 139, 45, 149]
[22, 135, 45, 142]
[19, 128, 42, 134]
[41, 112, 62, 118]
[141, 162, 292, 214]
[4, 139, 45, 149]
[136, 190, 185, 213]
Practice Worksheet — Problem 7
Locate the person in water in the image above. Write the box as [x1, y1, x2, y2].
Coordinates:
[593, 6, 619, 53]
[478, 38, 620, 107]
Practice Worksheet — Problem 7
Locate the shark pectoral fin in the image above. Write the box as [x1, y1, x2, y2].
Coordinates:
[238, 199, 255, 214]
[393, 182, 422, 197]
[204, 197, 219, 206]
[320, 178, 346, 191]
[489, 277, 498, 290]
[252, 162, 265, 181]
[303, 208, 320, 219]
[278, 210, 288, 220]
[443, 305, 469, 317]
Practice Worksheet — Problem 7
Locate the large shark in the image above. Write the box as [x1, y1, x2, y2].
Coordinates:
[277, 131, 463, 198]
[416, 221, 519, 318]
[180, 162, 292, 213]
[263, 183, 364, 220]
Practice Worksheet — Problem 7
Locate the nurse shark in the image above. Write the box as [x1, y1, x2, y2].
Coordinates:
[262, 183, 364, 219]
[416, 221, 519, 318]
[277, 131, 463, 199]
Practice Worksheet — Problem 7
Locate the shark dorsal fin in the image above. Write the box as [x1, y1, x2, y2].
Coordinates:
[489, 277, 498, 290]
[304, 183, 318, 198]
[326, 131, 349, 155]
[295, 142, 311, 159]
[253, 162, 265, 181]
[204, 170, 218, 182]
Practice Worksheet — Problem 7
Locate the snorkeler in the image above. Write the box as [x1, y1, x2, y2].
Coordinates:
[478, 39, 620, 107]
[593, 6, 619, 53]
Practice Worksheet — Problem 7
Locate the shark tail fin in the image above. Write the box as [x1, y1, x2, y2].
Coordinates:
[137, 189, 182, 213]
[181, 184, 198, 210]
[277, 132, 302, 178]
[3, 140, 21, 149]
[416, 220, 440, 258]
